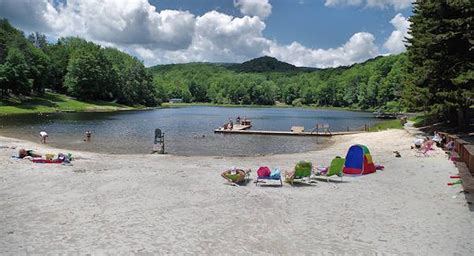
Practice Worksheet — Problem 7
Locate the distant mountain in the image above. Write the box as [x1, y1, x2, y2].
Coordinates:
[227, 56, 319, 73]
[147, 55, 386, 74]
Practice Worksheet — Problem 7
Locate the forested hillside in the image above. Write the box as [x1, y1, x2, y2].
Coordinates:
[0, 19, 158, 106]
[150, 54, 408, 111]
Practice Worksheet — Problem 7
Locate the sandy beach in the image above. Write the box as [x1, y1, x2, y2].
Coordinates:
[0, 129, 473, 254]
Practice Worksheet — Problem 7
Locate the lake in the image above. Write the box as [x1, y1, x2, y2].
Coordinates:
[0, 106, 380, 156]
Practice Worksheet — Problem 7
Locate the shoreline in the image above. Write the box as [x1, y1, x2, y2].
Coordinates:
[0, 132, 338, 158]
[1, 129, 472, 254]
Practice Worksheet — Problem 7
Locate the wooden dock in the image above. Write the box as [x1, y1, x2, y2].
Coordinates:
[214, 129, 362, 136]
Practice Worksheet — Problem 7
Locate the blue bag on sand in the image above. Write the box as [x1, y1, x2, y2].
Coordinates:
[270, 168, 281, 179]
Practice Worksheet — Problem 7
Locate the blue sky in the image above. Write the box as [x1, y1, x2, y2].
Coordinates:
[0, 0, 413, 67]
[153, 0, 412, 49]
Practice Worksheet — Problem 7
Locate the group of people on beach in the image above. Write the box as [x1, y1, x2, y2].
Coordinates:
[411, 131, 454, 152]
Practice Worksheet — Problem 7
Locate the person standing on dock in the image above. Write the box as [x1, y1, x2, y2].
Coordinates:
[229, 119, 233, 130]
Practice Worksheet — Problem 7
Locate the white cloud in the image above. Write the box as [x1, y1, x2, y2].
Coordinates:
[233, 0, 272, 19]
[383, 13, 410, 54]
[265, 32, 379, 68]
[0, 0, 58, 32]
[325, 0, 363, 7]
[325, 0, 412, 10]
[0, 0, 196, 50]
[0, 0, 392, 68]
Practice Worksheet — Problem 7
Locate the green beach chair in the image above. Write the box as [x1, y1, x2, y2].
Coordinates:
[222, 169, 251, 186]
[313, 156, 345, 183]
[285, 161, 314, 185]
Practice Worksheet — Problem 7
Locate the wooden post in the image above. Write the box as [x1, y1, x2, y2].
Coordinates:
[161, 139, 165, 154]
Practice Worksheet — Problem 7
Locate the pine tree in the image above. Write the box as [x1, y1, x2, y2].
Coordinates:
[407, 0, 474, 128]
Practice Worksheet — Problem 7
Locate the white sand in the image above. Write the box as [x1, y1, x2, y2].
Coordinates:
[0, 129, 473, 254]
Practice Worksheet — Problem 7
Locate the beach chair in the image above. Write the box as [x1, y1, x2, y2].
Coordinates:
[285, 161, 314, 185]
[222, 169, 251, 186]
[313, 156, 345, 183]
[417, 140, 434, 156]
[255, 166, 282, 186]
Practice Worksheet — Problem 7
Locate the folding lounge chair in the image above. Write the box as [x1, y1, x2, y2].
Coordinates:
[417, 140, 434, 156]
[222, 169, 251, 186]
[255, 166, 282, 186]
[285, 161, 314, 185]
[313, 156, 344, 183]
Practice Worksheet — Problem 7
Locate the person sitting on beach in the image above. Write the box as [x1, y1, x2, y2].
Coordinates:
[228, 120, 233, 130]
[432, 131, 442, 147]
[445, 140, 454, 151]
[236, 116, 241, 124]
[40, 131, 48, 144]
[223, 123, 229, 130]
[18, 148, 42, 159]
[411, 137, 425, 149]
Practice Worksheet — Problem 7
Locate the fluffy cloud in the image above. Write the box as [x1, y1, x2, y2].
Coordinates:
[233, 0, 272, 19]
[0, 0, 196, 50]
[0, 0, 58, 32]
[133, 11, 271, 65]
[265, 32, 379, 68]
[383, 13, 410, 54]
[325, 0, 412, 10]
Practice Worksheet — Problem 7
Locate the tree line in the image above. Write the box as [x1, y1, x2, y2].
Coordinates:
[150, 54, 408, 112]
[0, 19, 159, 106]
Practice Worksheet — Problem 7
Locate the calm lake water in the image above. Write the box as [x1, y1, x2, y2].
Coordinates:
[0, 106, 380, 156]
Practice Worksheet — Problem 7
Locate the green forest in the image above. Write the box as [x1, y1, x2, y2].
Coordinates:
[0, 0, 472, 127]
[150, 54, 408, 112]
[0, 19, 158, 106]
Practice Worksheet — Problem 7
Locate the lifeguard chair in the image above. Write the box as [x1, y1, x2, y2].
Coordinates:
[153, 128, 165, 154]
[311, 123, 332, 135]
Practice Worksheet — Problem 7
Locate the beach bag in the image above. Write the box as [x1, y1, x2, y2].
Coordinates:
[257, 166, 271, 177]
[270, 168, 281, 179]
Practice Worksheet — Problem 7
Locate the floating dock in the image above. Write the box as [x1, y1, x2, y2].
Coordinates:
[214, 129, 362, 136]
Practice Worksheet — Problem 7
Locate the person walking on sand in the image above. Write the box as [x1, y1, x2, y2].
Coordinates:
[40, 131, 48, 144]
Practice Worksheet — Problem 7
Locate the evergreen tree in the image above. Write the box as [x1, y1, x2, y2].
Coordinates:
[407, 0, 474, 127]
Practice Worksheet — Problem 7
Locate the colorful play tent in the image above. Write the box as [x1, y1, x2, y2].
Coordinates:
[343, 144, 376, 175]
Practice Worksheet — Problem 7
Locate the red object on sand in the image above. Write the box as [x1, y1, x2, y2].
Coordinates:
[449, 175, 460, 179]
[31, 159, 63, 164]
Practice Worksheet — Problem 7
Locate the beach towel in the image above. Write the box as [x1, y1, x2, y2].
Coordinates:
[31, 159, 63, 164]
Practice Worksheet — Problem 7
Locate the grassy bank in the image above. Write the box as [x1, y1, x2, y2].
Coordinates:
[369, 119, 403, 131]
[0, 92, 136, 115]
